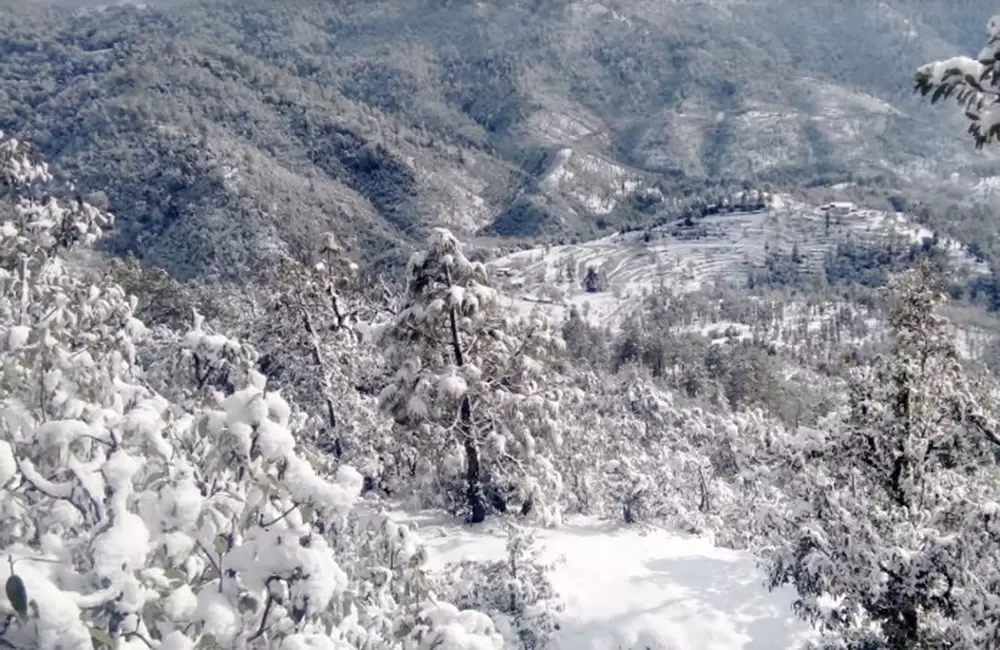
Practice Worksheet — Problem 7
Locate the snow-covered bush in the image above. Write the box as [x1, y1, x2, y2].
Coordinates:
[376, 229, 566, 524]
[0, 131, 502, 650]
[132, 236, 395, 495]
[435, 524, 562, 650]
[559, 372, 705, 521]
[324, 509, 509, 649]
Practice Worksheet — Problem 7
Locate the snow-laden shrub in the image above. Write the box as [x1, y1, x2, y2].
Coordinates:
[236, 253, 392, 482]
[556, 367, 794, 547]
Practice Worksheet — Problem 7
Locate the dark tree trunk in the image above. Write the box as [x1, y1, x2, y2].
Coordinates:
[303, 308, 343, 458]
[450, 299, 487, 524]
[462, 395, 486, 524]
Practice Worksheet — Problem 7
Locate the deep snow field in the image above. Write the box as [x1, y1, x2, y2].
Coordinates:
[391, 510, 817, 650]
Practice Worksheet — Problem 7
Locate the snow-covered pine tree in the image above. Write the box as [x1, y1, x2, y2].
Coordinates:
[914, 13, 1000, 148]
[762, 262, 1000, 649]
[0, 131, 504, 650]
[377, 229, 565, 524]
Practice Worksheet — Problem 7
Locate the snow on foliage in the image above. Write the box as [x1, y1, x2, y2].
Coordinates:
[0, 132, 500, 650]
[554, 366, 782, 549]
[916, 13, 1000, 147]
[377, 228, 567, 525]
[215, 237, 396, 486]
[761, 262, 1000, 648]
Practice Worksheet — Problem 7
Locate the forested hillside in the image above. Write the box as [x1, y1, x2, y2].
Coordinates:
[1, 0, 999, 280]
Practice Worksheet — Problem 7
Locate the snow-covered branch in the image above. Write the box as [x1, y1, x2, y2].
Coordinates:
[915, 15, 1000, 148]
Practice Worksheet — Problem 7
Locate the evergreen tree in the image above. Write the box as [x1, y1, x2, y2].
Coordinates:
[791, 243, 803, 264]
[582, 266, 604, 294]
[377, 229, 565, 524]
[763, 262, 1000, 649]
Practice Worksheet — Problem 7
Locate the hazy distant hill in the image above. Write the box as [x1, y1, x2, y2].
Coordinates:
[0, 0, 997, 279]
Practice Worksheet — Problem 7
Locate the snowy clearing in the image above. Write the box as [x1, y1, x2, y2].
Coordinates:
[395, 511, 816, 650]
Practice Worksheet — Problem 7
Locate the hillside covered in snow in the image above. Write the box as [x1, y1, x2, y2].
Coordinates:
[9, 4, 1000, 650]
[1, 0, 1000, 280]
[488, 193, 991, 339]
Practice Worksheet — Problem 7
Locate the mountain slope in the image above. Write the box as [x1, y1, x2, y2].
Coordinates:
[0, 0, 996, 278]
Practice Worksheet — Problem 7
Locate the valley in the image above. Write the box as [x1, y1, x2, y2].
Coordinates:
[2, 0, 1000, 280]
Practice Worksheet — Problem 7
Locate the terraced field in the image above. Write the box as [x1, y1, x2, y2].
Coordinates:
[489, 194, 989, 330]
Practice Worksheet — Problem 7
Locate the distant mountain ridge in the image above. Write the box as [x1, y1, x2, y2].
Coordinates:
[0, 0, 996, 279]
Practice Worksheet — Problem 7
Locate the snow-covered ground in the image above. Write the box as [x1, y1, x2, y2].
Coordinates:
[395, 511, 816, 650]
[487, 194, 989, 334]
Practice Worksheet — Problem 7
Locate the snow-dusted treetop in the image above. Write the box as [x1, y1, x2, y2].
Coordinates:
[915, 14, 1000, 147]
